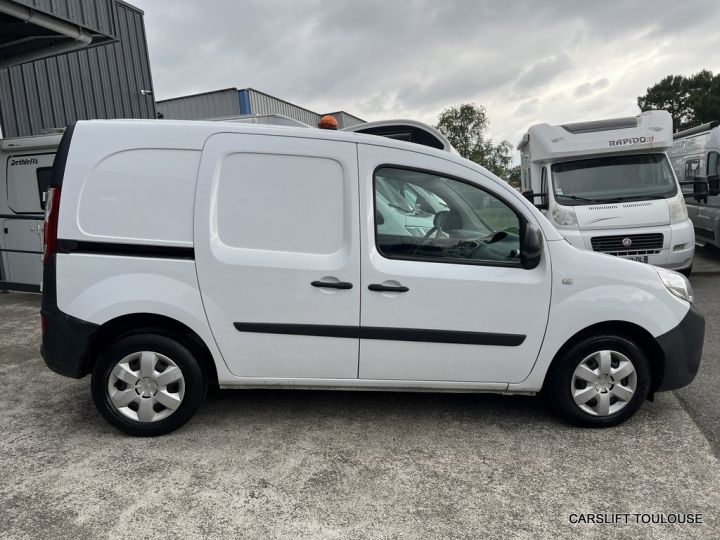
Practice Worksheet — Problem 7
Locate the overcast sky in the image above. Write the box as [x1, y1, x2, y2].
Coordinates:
[134, 0, 720, 151]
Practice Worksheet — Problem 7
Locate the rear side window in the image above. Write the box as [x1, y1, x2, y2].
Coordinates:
[216, 153, 345, 254]
[373, 167, 521, 266]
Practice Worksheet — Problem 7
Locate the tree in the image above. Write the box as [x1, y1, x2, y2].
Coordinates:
[435, 103, 519, 184]
[638, 70, 720, 132]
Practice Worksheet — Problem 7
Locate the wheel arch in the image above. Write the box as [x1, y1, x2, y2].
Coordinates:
[88, 313, 219, 386]
[541, 320, 665, 396]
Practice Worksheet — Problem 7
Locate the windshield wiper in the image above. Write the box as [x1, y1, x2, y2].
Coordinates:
[611, 194, 669, 202]
[557, 195, 605, 203]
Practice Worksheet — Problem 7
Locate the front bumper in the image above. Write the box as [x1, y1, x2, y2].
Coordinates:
[655, 304, 705, 391]
[559, 220, 694, 270]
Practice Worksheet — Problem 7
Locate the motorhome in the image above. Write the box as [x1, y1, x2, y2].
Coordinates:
[41, 119, 703, 436]
[0, 118, 453, 292]
[0, 131, 63, 292]
[518, 110, 694, 275]
[668, 121, 720, 249]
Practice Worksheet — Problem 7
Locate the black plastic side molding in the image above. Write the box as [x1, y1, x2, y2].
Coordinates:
[234, 322, 525, 346]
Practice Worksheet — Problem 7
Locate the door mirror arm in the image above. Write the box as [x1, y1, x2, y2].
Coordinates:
[522, 190, 548, 210]
[521, 223, 543, 270]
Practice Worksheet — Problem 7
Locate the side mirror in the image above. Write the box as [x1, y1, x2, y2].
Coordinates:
[686, 176, 709, 203]
[709, 175, 720, 197]
[522, 189, 548, 211]
[375, 210, 385, 225]
[521, 223, 543, 270]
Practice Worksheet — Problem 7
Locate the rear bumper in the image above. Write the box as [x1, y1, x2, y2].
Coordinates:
[41, 305, 98, 378]
[40, 253, 98, 378]
[655, 304, 705, 391]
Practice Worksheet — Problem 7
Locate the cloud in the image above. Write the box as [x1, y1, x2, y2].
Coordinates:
[574, 78, 610, 98]
[514, 53, 574, 92]
[131, 0, 720, 155]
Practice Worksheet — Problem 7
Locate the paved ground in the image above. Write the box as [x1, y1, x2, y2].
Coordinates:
[1, 264, 720, 538]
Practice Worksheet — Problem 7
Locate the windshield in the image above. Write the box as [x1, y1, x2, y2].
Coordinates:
[551, 154, 677, 205]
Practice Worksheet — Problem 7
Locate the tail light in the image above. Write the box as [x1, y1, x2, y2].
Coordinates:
[43, 186, 61, 263]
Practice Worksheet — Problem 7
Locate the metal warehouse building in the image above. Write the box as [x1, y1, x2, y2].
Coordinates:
[156, 87, 365, 129]
[0, 0, 155, 137]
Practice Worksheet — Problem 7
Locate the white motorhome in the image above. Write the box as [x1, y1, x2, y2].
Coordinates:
[41, 119, 703, 436]
[0, 132, 62, 292]
[518, 110, 694, 275]
[668, 121, 720, 249]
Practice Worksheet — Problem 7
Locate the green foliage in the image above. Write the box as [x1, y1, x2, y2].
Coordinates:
[638, 70, 720, 132]
[435, 103, 519, 184]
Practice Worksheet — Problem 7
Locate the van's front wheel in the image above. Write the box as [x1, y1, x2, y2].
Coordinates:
[91, 334, 207, 436]
[546, 335, 651, 427]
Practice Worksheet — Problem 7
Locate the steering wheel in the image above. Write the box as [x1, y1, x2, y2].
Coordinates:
[486, 231, 508, 244]
[420, 224, 442, 246]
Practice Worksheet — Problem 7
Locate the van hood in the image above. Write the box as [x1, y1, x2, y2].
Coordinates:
[573, 199, 670, 230]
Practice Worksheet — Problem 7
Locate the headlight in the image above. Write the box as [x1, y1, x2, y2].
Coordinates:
[656, 267, 694, 303]
[551, 204, 578, 228]
[668, 195, 688, 223]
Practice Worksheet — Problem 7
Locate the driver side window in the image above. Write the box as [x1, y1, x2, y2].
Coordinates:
[374, 167, 522, 266]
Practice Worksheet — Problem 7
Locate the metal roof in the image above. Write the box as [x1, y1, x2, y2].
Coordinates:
[0, 0, 117, 68]
[0, 0, 155, 137]
[156, 87, 365, 129]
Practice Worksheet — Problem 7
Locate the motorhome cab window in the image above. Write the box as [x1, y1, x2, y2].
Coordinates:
[551, 154, 677, 205]
[373, 167, 521, 265]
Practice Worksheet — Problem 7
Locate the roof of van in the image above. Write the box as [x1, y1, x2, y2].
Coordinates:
[67, 118, 479, 175]
[518, 110, 673, 162]
[71, 119, 462, 159]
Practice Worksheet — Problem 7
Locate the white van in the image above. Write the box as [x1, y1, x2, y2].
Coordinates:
[1, 132, 62, 292]
[668, 121, 720, 249]
[41, 120, 704, 436]
[518, 111, 694, 275]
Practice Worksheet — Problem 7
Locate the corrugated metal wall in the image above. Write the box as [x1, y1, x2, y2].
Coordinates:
[156, 87, 366, 128]
[156, 89, 240, 120]
[247, 89, 322, 127]
[328, 111, 365, 129]
[0, 0, 155, 137]
[12, 0, 115, 35]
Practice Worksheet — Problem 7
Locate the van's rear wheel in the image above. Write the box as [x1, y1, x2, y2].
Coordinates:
[91, 334, 206, 436]
[546, 335, 650, 427]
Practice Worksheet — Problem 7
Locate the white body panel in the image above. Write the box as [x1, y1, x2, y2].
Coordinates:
[193, 133, 361, 379]
[55, 120, 691, 393]
[0, 134, 61, 288]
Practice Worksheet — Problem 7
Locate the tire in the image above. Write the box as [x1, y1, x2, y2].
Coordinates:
[91, 333, 207, 436]
[545, 334, 651, 428]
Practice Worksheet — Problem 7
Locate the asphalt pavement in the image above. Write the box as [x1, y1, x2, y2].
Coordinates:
[1, 251, 719, 538]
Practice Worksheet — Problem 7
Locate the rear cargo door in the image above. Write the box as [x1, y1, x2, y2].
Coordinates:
[194, 133, 360, 379]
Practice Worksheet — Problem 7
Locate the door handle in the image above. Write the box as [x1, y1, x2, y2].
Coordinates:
[368, 283, 409, 293]
[311, 280, 353, 290]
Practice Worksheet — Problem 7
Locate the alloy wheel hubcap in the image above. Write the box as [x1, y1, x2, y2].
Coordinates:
[571, 350, 637, 417]
[108, 351, 185, 423]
